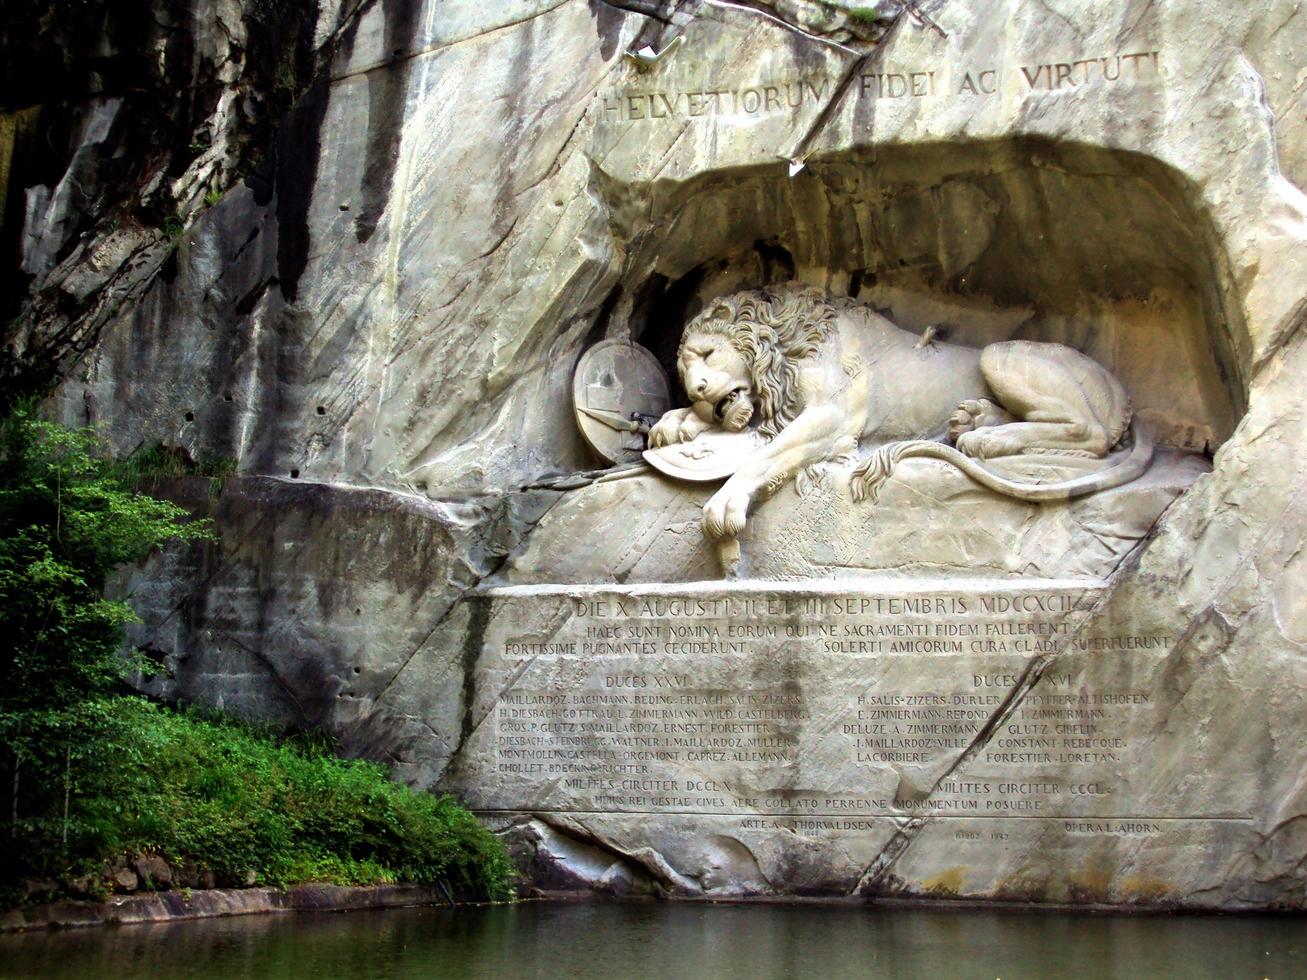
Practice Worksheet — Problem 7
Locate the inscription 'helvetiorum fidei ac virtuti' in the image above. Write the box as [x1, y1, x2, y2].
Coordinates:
[601, 50, 1161, 123]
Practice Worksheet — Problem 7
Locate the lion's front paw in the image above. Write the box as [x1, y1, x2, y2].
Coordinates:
[649, 408, 712, 448]
[649, 411, 685, 448]
[703, 487, 750, 540]
[648, 417, 676, 448]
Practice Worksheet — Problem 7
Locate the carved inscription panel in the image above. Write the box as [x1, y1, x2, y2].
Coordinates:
[599, 50, 1162, 125]
[453, 582, 1233, 832]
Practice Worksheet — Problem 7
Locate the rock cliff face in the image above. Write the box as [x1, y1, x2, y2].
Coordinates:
[0, 0, 332, 396]
[8, 0, 1307, 907]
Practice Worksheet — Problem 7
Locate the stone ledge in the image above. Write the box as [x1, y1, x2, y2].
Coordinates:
[504, 450, 1208, 584]
[0, 883, 454, 933]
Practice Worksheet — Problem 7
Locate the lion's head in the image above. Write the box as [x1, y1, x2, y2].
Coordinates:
[677, 286, 838, 438]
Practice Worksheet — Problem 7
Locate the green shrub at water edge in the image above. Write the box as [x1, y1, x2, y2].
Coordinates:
[95, 699, 516, 899]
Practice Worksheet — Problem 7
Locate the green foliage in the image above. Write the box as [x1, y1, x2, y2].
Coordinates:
[847, 5, 892, 25]
[95, 700, 515, 898]
[0, 405, 213, 892]
[117, 442, 237, 498]
[203, 187, 224, 209]
[161, 215, 185, 239]
[0, 408, 513, 905]
[0, 407, 213, 715]
[273, 59, 297, 100]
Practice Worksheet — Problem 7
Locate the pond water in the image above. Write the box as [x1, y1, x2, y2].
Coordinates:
[2, 900, 1302, 979]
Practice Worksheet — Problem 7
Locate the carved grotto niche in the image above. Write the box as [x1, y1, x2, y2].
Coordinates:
[531, 133, 1239, 584]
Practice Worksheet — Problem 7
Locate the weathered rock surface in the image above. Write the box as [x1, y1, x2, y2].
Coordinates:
[122, 474, 559, 734]
[9, 0, 1306, 909]
[0, 0, 331, 396]
[131, 855, 173, 891]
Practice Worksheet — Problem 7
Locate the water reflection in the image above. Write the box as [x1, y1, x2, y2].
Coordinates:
[1, 900, 1301, 979]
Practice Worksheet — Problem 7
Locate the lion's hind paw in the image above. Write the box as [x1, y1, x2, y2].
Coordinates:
[948, 398, 1011, 443]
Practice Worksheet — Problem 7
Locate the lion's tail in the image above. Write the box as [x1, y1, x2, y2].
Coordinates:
[849, 424, 1154, 504]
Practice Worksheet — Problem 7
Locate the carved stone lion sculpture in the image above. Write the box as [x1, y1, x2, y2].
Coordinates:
[648, 285, 1152, 546]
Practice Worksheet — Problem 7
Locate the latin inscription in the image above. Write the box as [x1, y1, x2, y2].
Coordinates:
[480, 584, 1181, 828]
[599, 50, 1161, 123]
[602, 77, 831, 123]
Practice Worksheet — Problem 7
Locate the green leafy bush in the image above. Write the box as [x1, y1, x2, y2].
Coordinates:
[0, 407, 514, 904]
[98, 700, 515, 898]
[0, 409, 213, 704]
[0, 405, 213, 887]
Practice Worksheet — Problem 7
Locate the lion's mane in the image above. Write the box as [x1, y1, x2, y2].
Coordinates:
[679, 286, 838, 438]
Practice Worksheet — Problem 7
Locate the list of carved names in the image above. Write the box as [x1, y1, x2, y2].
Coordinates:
[488, 588, 1175, 827]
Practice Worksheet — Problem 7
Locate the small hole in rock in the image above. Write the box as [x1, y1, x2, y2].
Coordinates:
[184, 411, 194, 422]
[290, 469, 299, 479]
[353, 667, 361, 674]
[316, 405, 325, 415]
[339, 204, 349, 211]
[223, 394, 233, 402]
